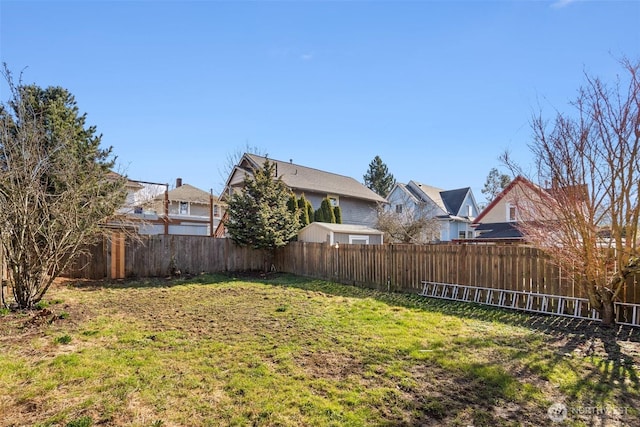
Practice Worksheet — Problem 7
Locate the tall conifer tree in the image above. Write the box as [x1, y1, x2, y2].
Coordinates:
[225, 160, 299, 249]
[363, 155, 395, 197]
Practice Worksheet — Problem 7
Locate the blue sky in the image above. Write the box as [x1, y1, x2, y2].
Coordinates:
[1, 0, 639, 202]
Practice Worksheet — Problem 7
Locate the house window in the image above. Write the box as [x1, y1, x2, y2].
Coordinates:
[328, 195, 339, 207]
[214, 205, 219, 217]
[396, 204, 403, 213]
[179, 202, 189, 215]
[458, 231, 466, 239]
[467, 205, 473, 217]
[507, 203, 517, 222]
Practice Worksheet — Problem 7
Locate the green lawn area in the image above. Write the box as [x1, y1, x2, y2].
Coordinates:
[0, 273, 638, 426]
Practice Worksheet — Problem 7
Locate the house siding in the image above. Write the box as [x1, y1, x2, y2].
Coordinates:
[439, 221, 450, 241]
[482, 197, 510, 223]
[386, 186, 411, 214]
[459, 193, 480, 218]
[296, 192, 378, 228]
[480, 182, 535, 224]
[301, 192, 325, 212]
[229, 169, 249, 189]
[446, 219, 475, 240]
[339, 198, 378, 227]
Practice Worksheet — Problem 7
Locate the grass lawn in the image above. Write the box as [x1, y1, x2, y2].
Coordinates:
[0, 273, 638, 427]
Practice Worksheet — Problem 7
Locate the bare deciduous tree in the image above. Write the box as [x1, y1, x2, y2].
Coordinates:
[0, 67, 127, 309]
[503, 58, 640, 326]
[376, 191, 441, 244]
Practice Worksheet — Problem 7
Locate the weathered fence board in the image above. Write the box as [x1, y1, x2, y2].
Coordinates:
[63, 237, 640, 306]
[274, 242, 640, 305]
[64, 235, 266, 279]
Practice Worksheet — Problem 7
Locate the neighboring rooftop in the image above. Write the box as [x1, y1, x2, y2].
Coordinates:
[152, 179, 219, 204]
[406, 181, 471, 216]
[238, 154, 387, 203]
[473, 222, 524, 240]
[301, 222, 384, 234]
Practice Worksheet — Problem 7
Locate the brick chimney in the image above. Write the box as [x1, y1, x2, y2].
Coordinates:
[176, 178, 183, 188]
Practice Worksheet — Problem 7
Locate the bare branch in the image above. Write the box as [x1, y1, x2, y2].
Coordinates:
[504, 57, 640, 325]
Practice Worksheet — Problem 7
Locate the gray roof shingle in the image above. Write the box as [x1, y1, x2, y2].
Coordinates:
[244, 154, 387, 203]
[154, 183, 215, 205]
[440, 187, 469, 216]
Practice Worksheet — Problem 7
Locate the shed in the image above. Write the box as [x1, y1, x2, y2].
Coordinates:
[297, 223, 384, 245]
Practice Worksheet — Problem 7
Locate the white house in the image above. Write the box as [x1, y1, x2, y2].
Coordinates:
[386, 181, 480, 242]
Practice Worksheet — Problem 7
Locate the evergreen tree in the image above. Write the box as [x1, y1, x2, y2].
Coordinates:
[297, 194, 310, 227]
[319, 198, 336, 223]
[287, 193, 297, 212]
[481, 168, 511, 204]
[306, 200, 315, 224]
[334, 205, 342, 224]
[314, 206, 325, 223]
[363, 155, 396, 197]
[225, 160, 299, 249]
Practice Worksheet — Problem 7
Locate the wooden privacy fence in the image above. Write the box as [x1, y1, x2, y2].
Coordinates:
[64, 237, 640, 307]
[64, 234, 268, 279]
[273, 241, 640, 305]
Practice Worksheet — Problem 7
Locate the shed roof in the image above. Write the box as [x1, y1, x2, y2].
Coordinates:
[299, 222, 384, 235]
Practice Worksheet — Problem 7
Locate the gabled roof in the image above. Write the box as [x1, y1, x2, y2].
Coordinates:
[154, 183, 216, 205]
[441, 187, 470, 216]
[408, 181, 444, 210]
[389, 183, 421, 205]
[236, 154, 387, 203]
[407, 181, 472, 216]
[473, 176, 541, 224]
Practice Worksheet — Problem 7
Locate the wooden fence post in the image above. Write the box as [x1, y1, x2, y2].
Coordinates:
[110, 231, 125, 279]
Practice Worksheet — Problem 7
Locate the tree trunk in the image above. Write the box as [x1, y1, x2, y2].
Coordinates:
[598, 289, 616, 327]
[600, 298, 616, 326]
[597, 261, 640, 327]
[263, 249, 274, 273]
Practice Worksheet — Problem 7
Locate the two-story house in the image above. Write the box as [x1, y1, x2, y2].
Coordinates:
[221, 154, 387, 228]
[472, 176, 541, 242]
[141, 178, 226, 236]
[472, 175, 588, 243]
[386, 181, 480, 242]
